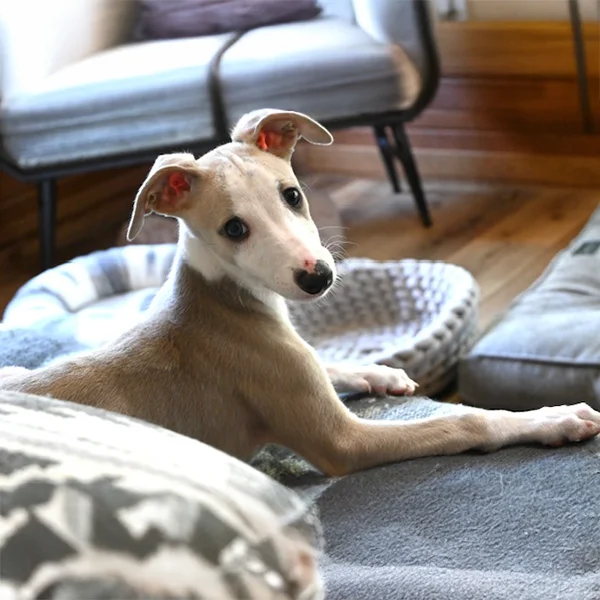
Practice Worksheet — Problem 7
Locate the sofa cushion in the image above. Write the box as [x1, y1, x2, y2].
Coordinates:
[135, 0, 322, 40]
[0, 34, 234, 169]
[219, 17, 421, 126]
[459, 203, 600, 411]
[0, 389, 323, 598]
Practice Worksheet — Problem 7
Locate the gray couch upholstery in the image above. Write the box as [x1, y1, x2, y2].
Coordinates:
[1, 33, 235, 169]
[0, 0, 440, 270]
[218, 16, 420, 128]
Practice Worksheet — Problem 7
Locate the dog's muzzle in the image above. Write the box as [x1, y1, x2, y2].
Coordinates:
[294, 260, 334, 295]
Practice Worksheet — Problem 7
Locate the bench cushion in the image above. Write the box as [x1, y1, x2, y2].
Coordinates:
[0, 34, 234, 169]
[459, 203, 600, 411]
[219, 17, 421, 126]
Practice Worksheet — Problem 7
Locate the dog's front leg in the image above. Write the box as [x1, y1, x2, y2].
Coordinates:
[326, 364, 418, 396]
[253, 345, 600, 477]
[271, 400, 600, 477]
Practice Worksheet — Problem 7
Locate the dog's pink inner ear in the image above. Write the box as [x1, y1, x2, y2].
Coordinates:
[163, 171, 191, 206]
[257, 130, 287, 151]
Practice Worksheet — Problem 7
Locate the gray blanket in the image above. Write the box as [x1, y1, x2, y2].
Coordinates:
[0, 327, 84, 369]
[262, 396, 600, 600]
[1, 328, 599, 599]
[315, 442, 600, 600]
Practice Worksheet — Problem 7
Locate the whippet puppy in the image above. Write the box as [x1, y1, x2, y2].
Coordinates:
[2, 109, 599, 476]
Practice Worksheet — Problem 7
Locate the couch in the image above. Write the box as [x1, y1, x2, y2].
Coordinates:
[0, 0, 440, 271]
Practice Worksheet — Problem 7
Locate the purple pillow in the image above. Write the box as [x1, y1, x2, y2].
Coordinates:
[136, 0, 323, 40]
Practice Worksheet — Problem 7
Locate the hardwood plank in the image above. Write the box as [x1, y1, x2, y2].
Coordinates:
[416, 78, 599, 133]
[332, 127, 600, 157]
[413, 105, 582, 134]
[341, 183, 599, 329]
[445, 189, 597, 322]
[436, 20, 600, 79]
[0, 165, 150, 270]
[296, 143, 600, 188]
[433, 77, 579, 112]
[335, 183, 529, 261]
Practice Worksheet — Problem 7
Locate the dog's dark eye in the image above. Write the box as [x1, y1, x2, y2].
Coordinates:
[222, 217, 249, 241]
[282, 187, 302, 208]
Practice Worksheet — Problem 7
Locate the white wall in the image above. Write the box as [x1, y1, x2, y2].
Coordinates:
[0, 0, 135, 98]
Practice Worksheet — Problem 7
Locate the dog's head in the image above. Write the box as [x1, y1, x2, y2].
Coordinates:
[127, 109, 336, 301]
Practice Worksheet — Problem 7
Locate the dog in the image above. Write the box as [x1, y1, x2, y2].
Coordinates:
[1, 108, 599, 477]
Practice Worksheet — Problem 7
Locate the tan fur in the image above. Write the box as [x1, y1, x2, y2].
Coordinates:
[2, 109, 599, 476]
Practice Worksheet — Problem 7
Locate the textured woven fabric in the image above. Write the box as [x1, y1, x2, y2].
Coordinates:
[0, 389, 323, 599]
[289, 258, 479, 396]
[2, 245, 176, 349]
[2, 247, 479, 396]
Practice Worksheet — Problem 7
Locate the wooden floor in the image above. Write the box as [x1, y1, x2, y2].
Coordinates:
[310, 176, 599, 330]
[1, 175, 598, 331]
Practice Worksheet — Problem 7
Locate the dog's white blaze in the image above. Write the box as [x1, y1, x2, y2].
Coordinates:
[187, 154, 335, 305]
[179, 222, 291, 320]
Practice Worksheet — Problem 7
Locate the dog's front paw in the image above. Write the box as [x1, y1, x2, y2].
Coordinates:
[525, 403, 600, 447]
[328, 364, 418, 396]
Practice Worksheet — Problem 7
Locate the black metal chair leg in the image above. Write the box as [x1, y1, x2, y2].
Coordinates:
[37, 179, 57, 270]
[373, 125, 401, 193]
[391, 123, 432, 227]
[568, 0, 593, 133]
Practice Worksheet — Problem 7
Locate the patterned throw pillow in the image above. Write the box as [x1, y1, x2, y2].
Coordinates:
[0, 390, 323, 599]
[135, 0, 322, 41]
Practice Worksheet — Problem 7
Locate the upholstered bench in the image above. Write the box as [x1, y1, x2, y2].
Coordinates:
[459, 203, 600, 411]
[0, 0, 439, 270]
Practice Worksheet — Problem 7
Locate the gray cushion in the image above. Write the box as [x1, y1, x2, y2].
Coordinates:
[459, 204, 600, 411]
[0, 389, 323, 598]
[219, 16, 421, 126]
[0, 34, 234, 169]
[0, 325, 85, 369]
[135, 0, 322, 40]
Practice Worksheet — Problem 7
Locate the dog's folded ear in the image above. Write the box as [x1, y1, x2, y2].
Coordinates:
[231, 109, 333, 161]
[127, 153, 201, 241]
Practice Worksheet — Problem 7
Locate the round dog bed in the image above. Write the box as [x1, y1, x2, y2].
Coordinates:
[2, 246, 479, 396]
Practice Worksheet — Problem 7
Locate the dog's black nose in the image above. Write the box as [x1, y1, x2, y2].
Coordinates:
[294, 260, 334, 295]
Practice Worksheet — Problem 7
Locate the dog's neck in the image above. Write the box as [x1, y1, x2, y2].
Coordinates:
[170, 225, 290, 321]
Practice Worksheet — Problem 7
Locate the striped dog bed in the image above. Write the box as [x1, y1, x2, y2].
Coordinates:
[2, 245, 479, 396]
